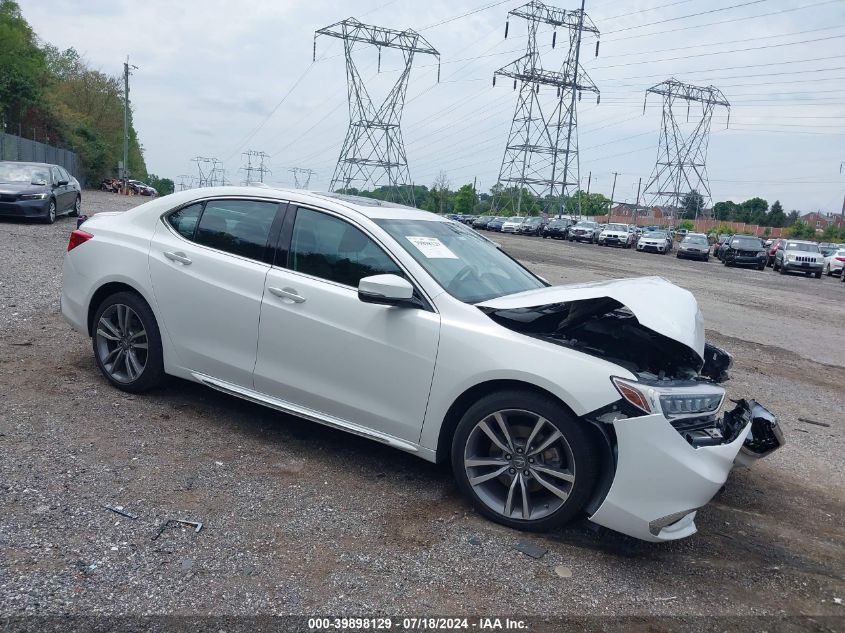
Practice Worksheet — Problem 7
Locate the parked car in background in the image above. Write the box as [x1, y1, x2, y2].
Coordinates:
[60, 187, 782, 541]
[637, 230, 673, 254]
[487, 216, 507, 232]
[713, 235, 732, 260]
[472, 215, 494, 229]
[0, 160, 82, 224]
[676, 233, 710, 261]
[766, 238, 787, 267]
[773, 240, 824, 278]
[501, 216, 526, 233]
[518, 216, 545, 236]
[541, 217, 572, 239]
[722, 235, 766, 270]
[461, 215, 478, 226]
[822, 248, 845, 276]
[568, 220, 600, 243]
[597, 223, 634, 248]
[128, 180, 158, 196]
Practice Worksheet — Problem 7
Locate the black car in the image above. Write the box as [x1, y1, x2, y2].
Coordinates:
[472, 215, 494, 230]
[0, 161, 82, 224]
[518, 216, 545, 236]
[676, 233, 710, 261]
[541, 218, 571, 239]
[722, 235, 766, 269]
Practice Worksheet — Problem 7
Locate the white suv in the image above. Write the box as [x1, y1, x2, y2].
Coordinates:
[61, 188, 782, 542]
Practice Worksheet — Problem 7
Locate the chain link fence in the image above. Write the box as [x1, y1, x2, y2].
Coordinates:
[0, 133, 81, 181]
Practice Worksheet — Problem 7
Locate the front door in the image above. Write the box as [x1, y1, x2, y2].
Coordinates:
[148, 198, 281, 387]
[253, 206, 440, 443]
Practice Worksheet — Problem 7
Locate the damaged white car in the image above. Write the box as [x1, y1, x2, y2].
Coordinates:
[61, 189, 783, 542]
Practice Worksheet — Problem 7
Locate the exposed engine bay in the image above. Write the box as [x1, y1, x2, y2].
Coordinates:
[479, 297, 732, 383]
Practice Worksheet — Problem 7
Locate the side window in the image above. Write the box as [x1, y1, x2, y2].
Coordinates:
[51, 167, 61, 184]
[167, 203, 203, 240]
[194, 199, 279, 260]
[289, 207, 402, 287]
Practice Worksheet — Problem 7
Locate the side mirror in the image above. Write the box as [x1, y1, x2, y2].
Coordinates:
[57, 180, 69, 186]
[358, 274, 414, 306]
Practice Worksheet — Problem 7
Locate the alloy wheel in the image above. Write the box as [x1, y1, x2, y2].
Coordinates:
[95, 304, 149, 384]
[47, 201, 56, 223]
[464, 409, 576, 521]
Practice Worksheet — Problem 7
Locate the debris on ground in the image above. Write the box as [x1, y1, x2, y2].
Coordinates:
[797, 417, 831, 428]
[152, 519, 204, 541]
[102, 505, 139, 520]
[554, 565, 572, 578]
[514, 541, 547, 559]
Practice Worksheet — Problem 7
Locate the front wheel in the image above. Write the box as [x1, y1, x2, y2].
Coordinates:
[451, 391, 597, 532]
[69, 195, 81, 217]
[43, 199, 56, 224]
[92, 291, 165, 393]
[825, 264, 831, 276]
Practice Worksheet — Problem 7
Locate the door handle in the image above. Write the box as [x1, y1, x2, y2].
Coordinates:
[163, 251, 192, 265]
[268, 286, 306, 303]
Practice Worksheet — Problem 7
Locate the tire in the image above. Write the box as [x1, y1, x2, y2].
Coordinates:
[757, 264, 765, 271]
[779, 263, 787, 275]
[825, 263, 831, 276]
[91, 291, 165, 393]
[43, 199, 56, 224]
[69, 195, 81, 217]
[451, 390, 598, 532]
[814, 271, 822, 279]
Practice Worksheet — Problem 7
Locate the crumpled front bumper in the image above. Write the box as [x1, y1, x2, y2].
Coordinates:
[588, 399, 784, 542]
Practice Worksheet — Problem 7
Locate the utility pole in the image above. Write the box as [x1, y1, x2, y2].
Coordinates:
[241, 150, 271, 185]
[492, 1, 600, 214]
[609, 171, 619, 219]
[634, 177, 642, 226]
[314, 19, 440, 204]
[585, 170, 591, 195]
[122, 56, 138, 194]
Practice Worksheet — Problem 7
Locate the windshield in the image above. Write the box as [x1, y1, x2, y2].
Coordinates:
[0, 163, 49, 184]
[509, 217, 525, 223]
[644, 231, 667, 239]
[787, 242, 820, 253]
[376, 219, 545, 303]
[731, 237, 762, 249]
[606, 224, 627, 232]
[575, 222, 596, 228]
[548, 219, 566, 227]
[683, 235, 708, 245]
[525, 218, 541, 224]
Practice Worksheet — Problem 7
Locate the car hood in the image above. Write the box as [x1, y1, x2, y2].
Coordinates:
[0, 183, 48, 195]
[601, 231, 627, 236]
[477, 276, 705, 359]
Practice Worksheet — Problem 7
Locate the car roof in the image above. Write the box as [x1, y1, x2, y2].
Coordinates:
[0, 160, 58, 167]
[152, 186, 447, 222]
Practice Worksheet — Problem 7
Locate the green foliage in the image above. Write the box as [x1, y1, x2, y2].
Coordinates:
[681, 190, 704, 219]
[786, 210, 800, 225]
[820, 223, 845, 242]
[453, 184, 477, 215]
[786, 221, 816, 239]
[713, 200, 737, 221]
[147, 174, 174, 196]
[767, 200, 786, 227]
[678, 219, 694, 231]
[717, 223, 733, 236]
[0, 2, 147, 184]
[563, 190, 610, 218]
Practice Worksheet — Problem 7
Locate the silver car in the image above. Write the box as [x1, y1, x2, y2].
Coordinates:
[773, 240, 824, 278]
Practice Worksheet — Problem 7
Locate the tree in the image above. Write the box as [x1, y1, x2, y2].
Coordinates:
[678, 219, 695, 231]
[453, 184, 476, 215]
[787, 221, 815, 239]
[681, 190, 704, 219]
[428, 170, 452, 215]
[767, 200, 785, 227]
[742, 197, 768, 225]
[564, 190, 610, 218]
[713, 200, 737, 221]
[786, 210, 800, 225]
[147, 174, 174, 195]
[0, 1, 46, 132]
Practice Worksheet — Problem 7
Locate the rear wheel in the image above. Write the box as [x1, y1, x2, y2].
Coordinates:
[451, 390, 597, 532]
[92, 291, 165, 393]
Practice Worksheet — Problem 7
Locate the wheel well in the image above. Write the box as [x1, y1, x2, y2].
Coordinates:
[435, 379, 599, 464]
[86, 282, 145, 336]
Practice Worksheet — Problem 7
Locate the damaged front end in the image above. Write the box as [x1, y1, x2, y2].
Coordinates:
[477, 278, 784, 540]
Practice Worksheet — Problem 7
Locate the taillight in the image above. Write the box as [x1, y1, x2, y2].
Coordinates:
[67, 229, 93, 252]
[835, 257, 845, 262]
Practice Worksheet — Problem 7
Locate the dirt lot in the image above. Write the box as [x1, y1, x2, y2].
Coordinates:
[1, 191, 843, 623]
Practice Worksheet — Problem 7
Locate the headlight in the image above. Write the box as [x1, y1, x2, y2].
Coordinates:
[757, 251, 766, 257]
[611, 377, 725, 420]
[19, 193, 49, 200]
[787, 254, 796, 261]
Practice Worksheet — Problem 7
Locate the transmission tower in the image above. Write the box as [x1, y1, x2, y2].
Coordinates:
[493, 0, 600, 215]
[241, 150, 271, 185]
[314, 18, 440, 205]
[289, 167, 316, 189]
[643, 78, 730, 222]
[192, 157, 222, 187]
[176, 174, 193, 191]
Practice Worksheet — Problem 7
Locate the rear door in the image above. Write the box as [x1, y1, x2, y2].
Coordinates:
[148, 197, 284, 387]
[253, 206, 441, 442]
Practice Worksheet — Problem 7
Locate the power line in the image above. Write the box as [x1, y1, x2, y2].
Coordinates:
[602, 0, 768, 36]
[419, 0, 512, 31]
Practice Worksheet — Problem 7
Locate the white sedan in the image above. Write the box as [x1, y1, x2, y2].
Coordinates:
[500, 216, 525, 233]
[822, 248, 845, 276]
[61, 188, 782, 541]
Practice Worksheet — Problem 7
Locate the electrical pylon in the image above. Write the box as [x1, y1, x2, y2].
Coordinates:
[493, 0, 600, 215]
[191, 157, 219, 187]
[289, 167, 316, 189]
[314, 18, 440, 205]
[241, 150, 271, 185]
[643, 78, 730, 221]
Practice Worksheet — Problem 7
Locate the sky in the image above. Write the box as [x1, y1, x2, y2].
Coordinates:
[19, 0, 845, 213]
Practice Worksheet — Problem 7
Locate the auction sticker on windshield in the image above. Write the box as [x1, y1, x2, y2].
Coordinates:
[405, 236, 459, 259]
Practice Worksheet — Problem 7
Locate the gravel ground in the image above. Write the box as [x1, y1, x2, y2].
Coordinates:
[0, 191, 843, 622]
